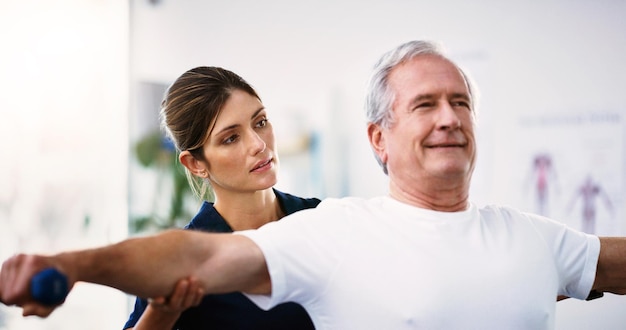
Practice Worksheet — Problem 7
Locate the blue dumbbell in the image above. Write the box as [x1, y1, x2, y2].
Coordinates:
[30, 268, 69, 306]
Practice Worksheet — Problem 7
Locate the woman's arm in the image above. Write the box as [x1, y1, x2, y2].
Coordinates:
[126, 277, 204, 330]
[131, 306, 181, 330]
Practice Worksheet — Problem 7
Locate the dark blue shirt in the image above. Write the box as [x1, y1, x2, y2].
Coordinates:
[123, 189, 321, 330]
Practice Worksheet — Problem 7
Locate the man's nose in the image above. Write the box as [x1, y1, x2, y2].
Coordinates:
[436, 103, 461, 130]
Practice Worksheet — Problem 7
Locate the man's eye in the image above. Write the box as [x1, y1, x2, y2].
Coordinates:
[452, 101, 470, 109]
[415, 103, 433, 110]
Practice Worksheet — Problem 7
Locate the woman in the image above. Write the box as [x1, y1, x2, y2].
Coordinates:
[123, 67, 319, 330]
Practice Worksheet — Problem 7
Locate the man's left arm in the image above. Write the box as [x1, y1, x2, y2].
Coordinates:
[593, 237, 626, 295]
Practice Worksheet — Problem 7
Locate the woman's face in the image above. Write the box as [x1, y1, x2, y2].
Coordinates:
[202, 89, 279, 194]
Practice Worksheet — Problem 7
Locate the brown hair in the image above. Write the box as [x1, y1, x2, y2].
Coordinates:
[161, 66, 260, 199]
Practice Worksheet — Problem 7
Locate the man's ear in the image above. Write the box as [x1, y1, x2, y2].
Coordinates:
[367, 123, 388, 165]
[179, 150, 208, 178]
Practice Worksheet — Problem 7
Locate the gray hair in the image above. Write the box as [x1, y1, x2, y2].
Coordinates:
[365, 40, 478, 174]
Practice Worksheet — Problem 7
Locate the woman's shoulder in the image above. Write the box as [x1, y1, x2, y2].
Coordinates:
[273, 189, 321, 215]
[185, 201, 233, 232]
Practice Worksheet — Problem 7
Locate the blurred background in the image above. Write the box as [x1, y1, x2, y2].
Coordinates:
[1, 0, 625, 329]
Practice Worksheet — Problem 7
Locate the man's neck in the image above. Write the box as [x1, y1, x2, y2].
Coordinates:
[388, 178, 470, 212]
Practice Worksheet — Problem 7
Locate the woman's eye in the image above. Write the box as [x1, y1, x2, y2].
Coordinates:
[256, 118, 268, 128]
[223, 135, 238, 144]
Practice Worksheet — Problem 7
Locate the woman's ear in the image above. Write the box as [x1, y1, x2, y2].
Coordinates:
[367, 123, 388, 165]
[179, 150, 208, 178]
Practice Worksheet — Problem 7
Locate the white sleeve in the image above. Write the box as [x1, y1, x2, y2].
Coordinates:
[526, 212, 601, 299]
[235, 201, 347, 309]
[558, 231, 600, 299]
[236, 226, 289, 310]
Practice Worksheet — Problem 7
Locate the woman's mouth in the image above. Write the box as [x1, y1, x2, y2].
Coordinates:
[251, 158, 272, 172]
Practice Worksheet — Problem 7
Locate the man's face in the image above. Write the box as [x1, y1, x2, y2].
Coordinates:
[373, 55, 476, 190]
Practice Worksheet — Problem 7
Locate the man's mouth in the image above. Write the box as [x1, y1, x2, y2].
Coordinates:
[426, 143, 465, 148]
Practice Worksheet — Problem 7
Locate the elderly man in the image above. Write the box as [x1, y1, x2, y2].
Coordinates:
[2, 40, 626, 329]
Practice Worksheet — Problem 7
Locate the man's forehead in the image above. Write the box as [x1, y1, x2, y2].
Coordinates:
[388, 56, 469, 98]
[390, 55, 459, 80]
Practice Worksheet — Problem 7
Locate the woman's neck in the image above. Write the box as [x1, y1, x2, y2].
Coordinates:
[213, 188, 284, 231]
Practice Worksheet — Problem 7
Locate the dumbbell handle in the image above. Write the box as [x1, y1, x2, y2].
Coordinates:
[30, 268, 69, 306]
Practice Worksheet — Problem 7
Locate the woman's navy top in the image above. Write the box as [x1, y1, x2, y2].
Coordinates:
[123, 189, 321, 330]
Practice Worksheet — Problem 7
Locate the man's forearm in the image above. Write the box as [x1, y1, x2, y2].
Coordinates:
[1, 228, 268, 318]
[56, 230, 215, 298]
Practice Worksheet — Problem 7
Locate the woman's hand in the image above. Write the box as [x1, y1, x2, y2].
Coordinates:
[133, 277, 205, 330]
[149, 276, 205, 312]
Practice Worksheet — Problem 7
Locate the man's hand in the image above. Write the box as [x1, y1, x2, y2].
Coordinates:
[0, 254, 70, 317]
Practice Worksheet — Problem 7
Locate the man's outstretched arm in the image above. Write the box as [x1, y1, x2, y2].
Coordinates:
[0, 229, 270, 317]
[593, 237, 626, 295]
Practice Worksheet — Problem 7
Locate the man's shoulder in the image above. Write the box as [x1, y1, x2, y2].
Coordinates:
[318, 195, 378, 205]
[315, 196, 388, 213]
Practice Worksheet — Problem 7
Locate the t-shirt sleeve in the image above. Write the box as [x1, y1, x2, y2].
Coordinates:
[235, 200, 347, 310]
[558, 231, 600, 299]
[236, 227, 287, 310]
[527, 212, 601, 300]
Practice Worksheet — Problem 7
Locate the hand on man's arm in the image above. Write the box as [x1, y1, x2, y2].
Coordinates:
[130, 277, 205, 330]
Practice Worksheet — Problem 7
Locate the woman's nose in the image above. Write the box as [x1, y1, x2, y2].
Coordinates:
[249, 132, 266, 155]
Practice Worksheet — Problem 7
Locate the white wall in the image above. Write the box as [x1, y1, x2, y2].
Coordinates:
[0, 0, 623, 328]
[0, 1, 129, 329]
[129, 0, 626, 328]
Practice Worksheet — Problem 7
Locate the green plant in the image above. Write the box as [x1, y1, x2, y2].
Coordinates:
[130, 130, 211, 233]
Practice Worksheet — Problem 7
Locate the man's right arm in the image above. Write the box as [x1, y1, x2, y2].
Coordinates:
[0, 229, 270, 317]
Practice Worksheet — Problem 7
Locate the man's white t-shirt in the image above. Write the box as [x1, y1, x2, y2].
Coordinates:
[238, 196, 600, 330]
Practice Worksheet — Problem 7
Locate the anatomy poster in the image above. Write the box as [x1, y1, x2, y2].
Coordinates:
[511, 112, 623, 236]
